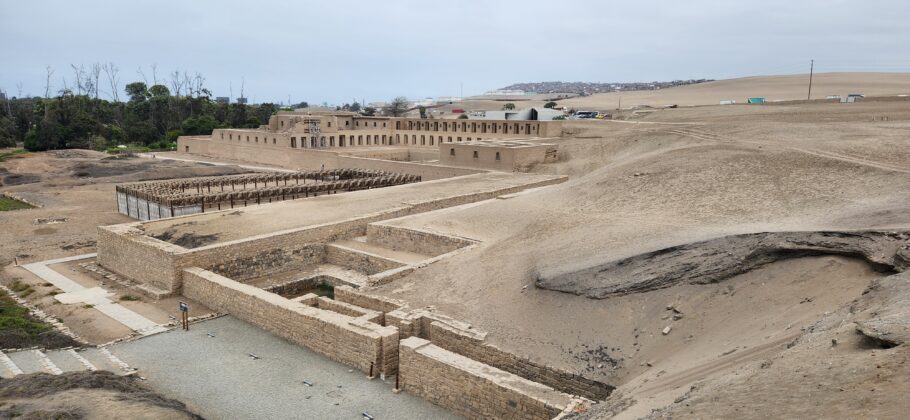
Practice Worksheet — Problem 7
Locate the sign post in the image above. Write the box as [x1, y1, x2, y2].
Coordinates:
[179, 301, 189, 331]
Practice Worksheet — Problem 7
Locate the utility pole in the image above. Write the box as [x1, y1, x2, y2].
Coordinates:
[807, 59, 814, 100]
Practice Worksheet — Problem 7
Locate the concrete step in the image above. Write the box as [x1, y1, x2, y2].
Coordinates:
[0, 350, 24, 378]
[31, 349, 64, 375]
[79, 347, 130, 374]
[7, 350, 44, 375]
[46, 349, 89, 373]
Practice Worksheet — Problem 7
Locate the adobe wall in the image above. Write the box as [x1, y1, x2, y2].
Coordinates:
[399, 337, 573, 420]
[177, 136, 481, 180]
[96, 224, 183, 294]
[428, 321, 614, 400]
[366, 224, 475, 257]
[181, 267, 399, 375]
[335, 286, 613, 401]
[210, 243, 325, 282]
[324, 244, 404, 275]
[315, 297, 383, 324]
[174, 208, 408, 287]
[334, 285, 406, 324]
[337, 155, 482, 180]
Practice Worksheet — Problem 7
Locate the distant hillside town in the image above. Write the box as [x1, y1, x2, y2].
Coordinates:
[499, 79, 713, 96]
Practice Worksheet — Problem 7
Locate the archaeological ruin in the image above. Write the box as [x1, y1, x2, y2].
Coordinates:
[76, 108, 592, 418]
[177, 111, 562, 174]
[116, 169, 421, 220]
[93, 162, 613, 417]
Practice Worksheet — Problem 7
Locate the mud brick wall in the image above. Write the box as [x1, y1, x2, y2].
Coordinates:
[334, 286, 405, 325]
[176, 206, 415, 276]
[209, 244, 324, 282]
[335, 286, 404, 314]
[316, 297, 382, 323]
[337, 155, 481, 181]
[97, 225, 182, 293]
[182, 267, 399, 375]
[429, 321, 613, 400]
[366, 224, 475, 257]
[399, 337, 571, 420]
[324, 244, 404, 275]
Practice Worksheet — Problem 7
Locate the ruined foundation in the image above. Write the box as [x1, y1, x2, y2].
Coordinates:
[116, 169, 420, 220]
[95, 171, 602, 418]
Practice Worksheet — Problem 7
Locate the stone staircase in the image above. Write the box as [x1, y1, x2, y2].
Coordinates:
[0, 347, 134, 378]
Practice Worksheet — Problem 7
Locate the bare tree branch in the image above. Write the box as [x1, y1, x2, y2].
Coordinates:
[44, 66, 55, 99]
[137, 66, 148, 85]
[90, 63, 101, 99]
[102, 62, 121, 101]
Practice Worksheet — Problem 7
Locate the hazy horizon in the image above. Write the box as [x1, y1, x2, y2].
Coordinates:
[2, 0, 909, 105]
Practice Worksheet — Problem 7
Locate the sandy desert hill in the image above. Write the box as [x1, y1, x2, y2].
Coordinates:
[373, 90, 910, 418]
[433, 73, 910, 115]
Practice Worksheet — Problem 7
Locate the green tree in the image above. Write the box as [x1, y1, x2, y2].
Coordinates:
[181, 115, 222, 135]
[418, 106, 427, 119]
[543, 101, 557, 109]
[502, 103, 515, 110]
[0, 116, 17, 147]
[361, 107, 376, 117]
[125, 82, 149, 102]
[24, 120, 63, 151]
[148, 84, 170, 98]
[382, 96, 410, 117]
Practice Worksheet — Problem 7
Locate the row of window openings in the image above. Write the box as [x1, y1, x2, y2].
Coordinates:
[280, 120, 336, 128]
[221, 131, 485, 147]
[222, 132, 278, 144]
[450, 148, 501, 160]
[398, 121, 538, 134]
[287, 119, 539, 134]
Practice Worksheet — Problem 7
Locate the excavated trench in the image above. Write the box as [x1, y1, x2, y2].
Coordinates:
[537, 230, 910, 299]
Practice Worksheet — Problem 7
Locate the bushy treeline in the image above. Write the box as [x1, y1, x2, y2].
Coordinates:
[0, 82, 285, 152]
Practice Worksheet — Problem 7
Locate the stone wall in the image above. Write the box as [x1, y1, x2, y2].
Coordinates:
[334, 285, 406, 325]
[366, 224, 475, 257]
[96, 224, 182, 294]
[324, 244, 404, 275]
[210, 244, 324, 282]
[315, 296, 382, 323]
[181, 267, 399, 375]
[399, 337, 573, 420]
[428, 321, 614, 400]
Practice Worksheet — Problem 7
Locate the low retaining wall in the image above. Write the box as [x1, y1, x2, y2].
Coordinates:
[182, 267, 398, 375]
[211, 244, 324, 282]
[334, 285, 406, 325]
[324, 244, 405, 275]
[429, 322, 614, 400]
[366, 224, 476, 257]
[399, 337, 574, 420]
[336, 286, 613, 400]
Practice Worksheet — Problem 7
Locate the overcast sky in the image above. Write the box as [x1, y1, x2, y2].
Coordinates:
[2, 0, 908, 104]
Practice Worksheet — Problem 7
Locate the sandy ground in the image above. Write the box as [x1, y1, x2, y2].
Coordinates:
[429, 72, 910, 115]
[365, 97, 910, 416]
[0, 151, 238, 344]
